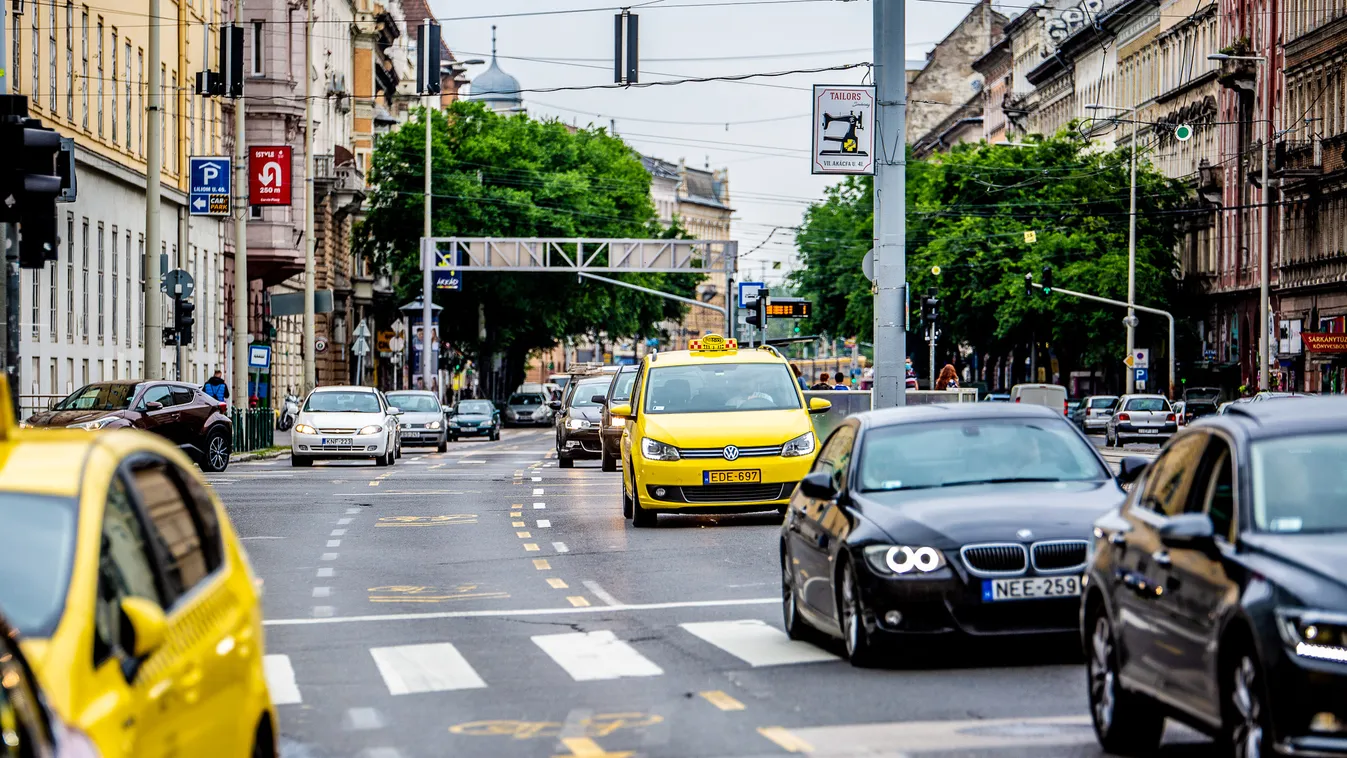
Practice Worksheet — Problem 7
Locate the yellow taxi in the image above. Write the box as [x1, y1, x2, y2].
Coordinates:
[0, 379, 278, 757]
[612, 334, 830, 526]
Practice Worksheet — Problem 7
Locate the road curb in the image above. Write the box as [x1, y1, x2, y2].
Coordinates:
[231, 446, 289, 463]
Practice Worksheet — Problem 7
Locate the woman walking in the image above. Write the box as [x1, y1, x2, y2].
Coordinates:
[935, 364, 960, 391]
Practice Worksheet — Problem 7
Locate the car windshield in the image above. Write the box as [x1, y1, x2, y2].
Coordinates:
[611, 371, 637, 402]
[1089, 397, 1117, 408]
[509, 394, 544, 406]
[570, 377, 614, 408]
[304, 391, 381, 413]
[858, 418, 1109, 492]
[1125, 397, 1169, 412]
[643, 363, 802, 414]
[386, 394, 440, 413]
[53, 383, 140, 411]
[1252, 434, 1347, 533]
[457, 401, 494, 415]
[0, 492, 78, 637]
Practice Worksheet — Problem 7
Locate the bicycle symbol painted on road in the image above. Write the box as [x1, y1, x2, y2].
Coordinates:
[375, 514, 478, 527]
[448, 713, 663, 740]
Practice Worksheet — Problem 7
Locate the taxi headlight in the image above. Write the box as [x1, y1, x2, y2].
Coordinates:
[294, 423, 317, 435]
[566, 418, 590, 430]
[780, 431, 816, 457]
[358, 425, 384, 436]
[1277, 609, 1347, 662]
[427, 420, 442, 430]
[69, 416, 118, 430]
[864, 545, 947, 575]
[641, 437, 680, 461]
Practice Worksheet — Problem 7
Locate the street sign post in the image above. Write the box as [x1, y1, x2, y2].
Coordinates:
[1133, 349, 1150, 369]
[188, 156, 231, 216]
[248, 344, 271, 369]
[249, 146, 292, 206]
[811, 85, 877, 175]
[1134, 367, 1149, 383]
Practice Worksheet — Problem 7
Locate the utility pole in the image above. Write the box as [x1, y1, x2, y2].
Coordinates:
[144, 0, 164, 379]
[302, 0, 316, 394]
[231, 0, 248, 408]
[872, 0, 907, 408]
[418, 19, 440, 393]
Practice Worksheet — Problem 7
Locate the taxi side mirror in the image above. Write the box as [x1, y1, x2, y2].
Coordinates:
[808, 397, 832, 415]
[610, 403, 633, 418]
[119, 596, 167, 659]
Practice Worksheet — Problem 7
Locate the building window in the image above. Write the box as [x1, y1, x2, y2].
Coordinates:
[48, 248, 57, 344]
[65, 1, 73, 120]
[161, 64, 168, 170]
[93, 16, 101, 134]
[111, 29, 117, 143]
[187, 94, 193, 158]
[125, 229, 132, 347]
[11, 11, 18, 95]
[65, 213, 74, 342]
[251, 21, 263, 76]
[138, 48, 144, 157]
[81, 218, 89, 341]
[97, 222, 105, 342]
[82, 11, 90, 130]
[137, 234, 144, 347]
[29, 270, 38, 340]
[111, 227, 118, 344]
[124, 41, 132, 151]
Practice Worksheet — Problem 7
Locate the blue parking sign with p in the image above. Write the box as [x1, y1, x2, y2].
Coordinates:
[190, 156, 231, 216]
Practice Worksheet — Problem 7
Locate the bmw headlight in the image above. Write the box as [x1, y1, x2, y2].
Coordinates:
[1277, 609, 1347, 662]
[294, 423, 317, 435]
[780, 431, 817, 458]
[358, 425, 384, 436]
[69, 416, 118, 430]
[428, 420, 442, 430]
[863, 545, 948, 575]
[566, 418, 591, 430]
[641, 437, 680, 461]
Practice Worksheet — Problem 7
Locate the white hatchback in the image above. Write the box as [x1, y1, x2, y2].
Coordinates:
[291, 386, 403, 467]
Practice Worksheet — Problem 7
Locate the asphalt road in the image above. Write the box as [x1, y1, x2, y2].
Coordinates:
[207, 426, 1209, 758]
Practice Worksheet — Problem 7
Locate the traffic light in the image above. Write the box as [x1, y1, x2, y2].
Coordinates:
[922, 289, 939, 328]
[0, 95, 65, 269]
[1025, 273, 1034, 297]
[174, 297, 196, 345]
[1041, 265, 1054, 294]
[745, 288, 769, 328]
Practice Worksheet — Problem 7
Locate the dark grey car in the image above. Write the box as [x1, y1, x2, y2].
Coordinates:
[554, 374, 614, 468]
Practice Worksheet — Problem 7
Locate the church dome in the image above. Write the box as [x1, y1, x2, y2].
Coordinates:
[468, 27, 523, 114]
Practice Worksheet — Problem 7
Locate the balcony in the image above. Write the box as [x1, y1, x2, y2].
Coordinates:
[314, 149, 366, 217]
[1276, 139, 1323, 178]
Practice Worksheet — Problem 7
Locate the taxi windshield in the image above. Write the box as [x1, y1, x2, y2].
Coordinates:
[643, 363, 801, 414]
[386, 393, 440, 413]
[53, 383, 140, 411]
[0, 492, 78, 637]
[1251, 434, 1347, 534]
[304, 391, 381, 413]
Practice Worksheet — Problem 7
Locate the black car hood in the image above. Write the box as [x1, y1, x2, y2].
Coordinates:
[568, 407, 601, 422]
[455, 414, 492, 422]
[1241, 532, 1347, 589]
[26, 409, 120, 427]
[853, 480, 1124, 548]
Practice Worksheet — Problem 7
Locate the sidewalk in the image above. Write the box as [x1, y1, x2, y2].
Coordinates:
[231, 428, 291, 463]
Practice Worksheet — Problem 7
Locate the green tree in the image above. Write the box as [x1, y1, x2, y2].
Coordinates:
[356, 101, 700, 396]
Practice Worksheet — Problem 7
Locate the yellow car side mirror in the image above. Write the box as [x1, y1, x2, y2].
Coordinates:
[808, 397, 832, 415]
[120, 596, 168, 658]
[610, 403, 633, 418]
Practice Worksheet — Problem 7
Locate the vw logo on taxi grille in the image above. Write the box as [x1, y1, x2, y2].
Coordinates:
[722, 445, 740, 461]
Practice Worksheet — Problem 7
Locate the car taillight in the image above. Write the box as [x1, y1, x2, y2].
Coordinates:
[219, 402, 228, 411]
[1015, 396, 1021, 402]
[1063, 400, 1069, 415]
[1117, 413, 1131, 421]
[1166, 413, 1176, 422]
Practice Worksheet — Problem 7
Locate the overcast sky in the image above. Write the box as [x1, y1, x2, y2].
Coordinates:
[435, 0, 977, 286]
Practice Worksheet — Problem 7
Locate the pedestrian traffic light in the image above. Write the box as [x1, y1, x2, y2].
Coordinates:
[0, 95, 65, 269]
[174, 297, 196, 345]
[1041, 265, 1054, 294]
[922, 289, 939, 328]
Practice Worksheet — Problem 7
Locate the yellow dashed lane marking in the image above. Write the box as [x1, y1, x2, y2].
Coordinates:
[517, 531, 532, 538]
[547, 577, 568, 589]
[533, 559, 551, 570]
[699, 690, 745, 711]
[757, 727, 812, 753]
[524, 543, 540, 552]
[512, 521, 526, 528]
[567, 596, 591, 607]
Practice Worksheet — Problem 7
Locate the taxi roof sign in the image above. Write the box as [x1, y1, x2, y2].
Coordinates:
[688, 334, 737, 352]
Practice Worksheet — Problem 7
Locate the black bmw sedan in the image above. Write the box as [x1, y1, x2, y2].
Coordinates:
[781, 402, 1126, 666]
[1085, 398, 1347, 758]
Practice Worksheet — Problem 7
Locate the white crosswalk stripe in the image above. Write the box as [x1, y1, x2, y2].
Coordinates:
[680, 619, 840, 666]
[263, 654, 303, 705]
[531, 630, 664, 681]
[369, 643, 488, 694]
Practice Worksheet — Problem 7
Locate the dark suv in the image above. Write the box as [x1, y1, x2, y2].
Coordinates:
[552, 373, 614, 469]
[25, 380, 234, 471]
[599, 365, 638, 472]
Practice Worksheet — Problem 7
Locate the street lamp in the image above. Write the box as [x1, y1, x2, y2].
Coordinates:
[1209, 52, 1271, 391]
[1086, 103, 1140, 393]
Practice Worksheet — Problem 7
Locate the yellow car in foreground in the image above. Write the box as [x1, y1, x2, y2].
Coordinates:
[612, 335, 829, 526]
[0, 380, 277, 757]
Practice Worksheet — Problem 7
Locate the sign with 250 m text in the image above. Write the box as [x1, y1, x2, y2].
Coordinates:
[249, 146, 292, 206]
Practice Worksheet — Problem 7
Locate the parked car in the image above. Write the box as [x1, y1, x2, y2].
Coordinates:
[1105, 394, 1177, 447]
[1171, 400, 1186, 427]
[1182, 386, 1223, 422]
[504, 391, 553, 426]
[599, 364, 639, 472]
[1067, 398, 1085, 426]
[553, 372, 615, 468]
[386, 390, 448, 452]
[448, 398, 501, 441]
[291, 386, 403, 467]
[782, 403, 1123, 666]
[1085, 397, 1347, 757]
[25, 380, 234, 472]
[1011, 383, 1069, 415]
[1079, 394, 1120, 434]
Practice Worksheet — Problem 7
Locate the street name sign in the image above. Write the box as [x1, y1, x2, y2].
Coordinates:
[189, 156, 231, 216]
[811, 85, 876, 175]
[249, 146, 292, 206]
[248, 344, 272, 369]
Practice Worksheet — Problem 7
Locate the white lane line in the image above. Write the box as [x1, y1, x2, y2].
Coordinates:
[266, 597, 777, 627]
[536, 519, 551, 528]
[343, 707, 386, 731]
[361, 748, 406, 758]
[581, 580, 621, 607]
[313, 587, 331, 598]
[533, 502, 546, 509]
[369, 643, 487, 694]
[331, 529, 347, 536]
[532, 476, 542, 482]
[327, 540, 342, 548]
[317, 567, 334, 578]
[313, 606, 335, 618]
[680, 619, 840, 666]
[533, 488, 544, 495]
[338, 517, 354, 525]
[531, 630, 663, 682]
[321, 553, 339, 561]
[552, 542, 569, 553]
[263, 654, 303, 705]
[345, 508, 360, 514]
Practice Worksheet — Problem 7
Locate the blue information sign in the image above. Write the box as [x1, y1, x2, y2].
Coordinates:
[737, 281, 765, 309]
[1134, 368, 1149, 383]
[189, 156, 231, 216]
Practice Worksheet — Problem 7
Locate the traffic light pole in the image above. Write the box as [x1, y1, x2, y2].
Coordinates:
[231, 0, 249, 409]
[1028, 280, 1176, 399]
[144, 0, 164, 379]
[872, 0, 908, 408]
[0, 2, 16, 412]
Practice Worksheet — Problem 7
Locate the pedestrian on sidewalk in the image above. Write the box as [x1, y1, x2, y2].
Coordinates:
[810, 372, 832, 391]
[203, 369, 230, 401]
[791, 364, 808, 391]
[832, 372, 849, 390]
[936, 364, 960, 391]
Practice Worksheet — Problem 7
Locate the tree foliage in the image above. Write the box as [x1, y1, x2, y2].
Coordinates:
[356, 101, 699, 395]
[790, 131, 1197, 382]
